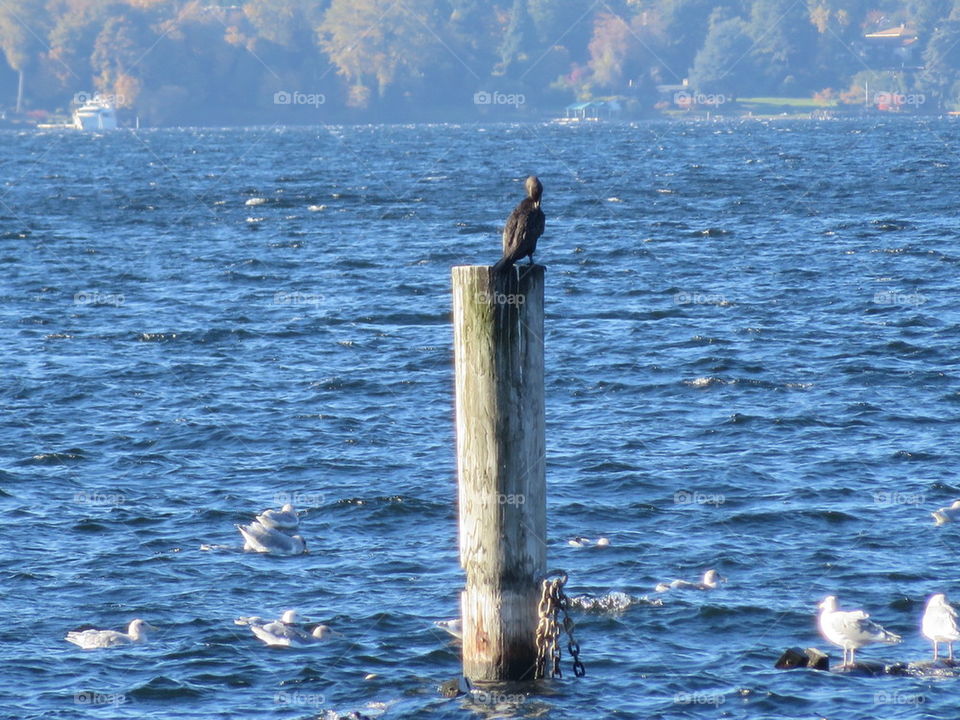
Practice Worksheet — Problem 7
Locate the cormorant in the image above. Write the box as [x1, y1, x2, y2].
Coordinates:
[492, 175, 544, 274]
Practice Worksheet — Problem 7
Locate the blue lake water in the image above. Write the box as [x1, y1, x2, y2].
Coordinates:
[1, 119, 959, 719]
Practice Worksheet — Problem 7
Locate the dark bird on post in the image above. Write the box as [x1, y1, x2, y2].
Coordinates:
[492, 175, 544, 275]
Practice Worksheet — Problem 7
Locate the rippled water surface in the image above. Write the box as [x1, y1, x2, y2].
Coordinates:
[2, 119, 960, 719]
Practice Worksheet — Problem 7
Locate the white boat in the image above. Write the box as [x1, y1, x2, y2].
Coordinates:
[73, 99, 117, 130]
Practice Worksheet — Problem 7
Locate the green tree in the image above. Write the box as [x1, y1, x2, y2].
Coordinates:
[91, 14, 150, 107]
[689, 14, 754, 96]
[318, 0, 447, 108]
[748, 0, 819, 93]
[586, 12, 632, 90]
[497, 0, 537, 76]
[0, 0, 49, 111]
[919, 17, 960, 107]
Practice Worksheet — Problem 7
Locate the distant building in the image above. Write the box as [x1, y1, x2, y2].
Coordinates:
[863, 24, 919, 69]
[563, 99, 622, 121]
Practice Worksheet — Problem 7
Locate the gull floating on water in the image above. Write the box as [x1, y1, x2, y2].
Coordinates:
[922, 593, 960, 661]
[255, 503, 299, 531]
[251, 621, 332, 647]
[65, 619, 156, 649]
[434, 619, 463, 640]
[932, 500, 960, 526]
[235, 610, 309, 627]
[568, 536, 610, 548]
[817, 595, 901, 666]
[655, 569, 725, 592]
[244, 610, 333, 647]
[236, 521, 306, 555]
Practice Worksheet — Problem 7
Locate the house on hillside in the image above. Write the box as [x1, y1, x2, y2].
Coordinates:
[863, 24, 920, 69]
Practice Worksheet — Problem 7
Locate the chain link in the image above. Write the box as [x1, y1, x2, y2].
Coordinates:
[534, 570, 586, 679]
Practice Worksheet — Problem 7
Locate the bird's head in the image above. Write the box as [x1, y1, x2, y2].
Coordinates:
[525, 175, 542, 202]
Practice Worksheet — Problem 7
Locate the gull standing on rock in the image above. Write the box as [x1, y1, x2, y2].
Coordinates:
[817, 595, 901, 666]
[922, 593, 960, 661]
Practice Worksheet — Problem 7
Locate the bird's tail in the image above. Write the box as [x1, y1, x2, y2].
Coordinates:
[882, 629, 902, 644]
[491, 255, 514, 275]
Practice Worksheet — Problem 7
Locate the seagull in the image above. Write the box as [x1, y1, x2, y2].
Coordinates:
[817, 595, 901, 666]
[568, 536, 611, 548]
[932, 500, 960, 526]
[654, 569, 726, 592]
[236, 610, 309, 627]
[922, 593, 960, 661]
[236, 521, 306, 555]
[255, 503, 299, 531]
[250, 622, 333, 647]
[245, 610, 334, 647]
[65, 619, 156, 649]
[434, 619, 463, 640]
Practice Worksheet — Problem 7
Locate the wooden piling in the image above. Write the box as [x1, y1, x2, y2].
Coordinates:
[452, 264, 546, 682]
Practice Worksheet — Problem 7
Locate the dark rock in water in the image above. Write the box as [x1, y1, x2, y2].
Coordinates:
[805, 647, 829, 670]
[438, 676, 471, 698]
[775, 647, 808, 669]
[775, 647, 829, 671]
[777, 651, 960, 677]
[900, 659, 960, 678]
[833, 660, 887, 676]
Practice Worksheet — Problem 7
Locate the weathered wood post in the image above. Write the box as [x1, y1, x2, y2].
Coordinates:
[452, 264, 546, 682]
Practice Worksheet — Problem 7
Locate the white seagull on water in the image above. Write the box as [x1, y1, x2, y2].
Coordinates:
[922, 593, 960, 661]
[932, 500, 960, 526]
[236, 521, 306, 555]
[817, 595, 901, 666]
[255, 503, 299, 531]
[654, 569, 726, 593]
[65, 619, 156, 649]
[245, 610, 334, 647]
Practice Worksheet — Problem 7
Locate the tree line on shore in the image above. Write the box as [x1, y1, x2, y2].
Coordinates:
[2, 0, 960, 125]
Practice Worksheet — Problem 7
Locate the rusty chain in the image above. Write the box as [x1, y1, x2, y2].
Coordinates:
[534, 570, 586, 679]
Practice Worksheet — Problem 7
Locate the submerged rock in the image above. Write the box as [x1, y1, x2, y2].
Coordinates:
[775, 646, 829, 671]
